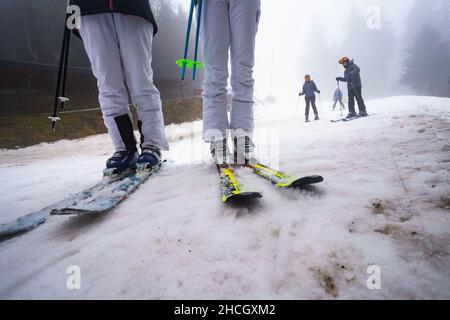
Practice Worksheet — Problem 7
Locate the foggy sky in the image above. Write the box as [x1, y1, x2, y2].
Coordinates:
[174, 0, 417, 99]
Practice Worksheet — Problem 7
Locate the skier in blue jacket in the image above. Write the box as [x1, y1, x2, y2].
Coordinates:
[336, 57, 368, 119]
[299, 75, 321, 122]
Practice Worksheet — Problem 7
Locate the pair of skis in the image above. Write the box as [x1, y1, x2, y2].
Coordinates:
[219, 163, 324, 203]
[331, 114, 373, 123]
[0, 162, 163, 241]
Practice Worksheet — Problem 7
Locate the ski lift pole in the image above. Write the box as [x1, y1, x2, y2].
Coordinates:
[192, 0, 203, 80]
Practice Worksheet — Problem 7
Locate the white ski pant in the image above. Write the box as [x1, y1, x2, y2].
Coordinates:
[200, 0, 261, 142]
[79, 13, 169, 152]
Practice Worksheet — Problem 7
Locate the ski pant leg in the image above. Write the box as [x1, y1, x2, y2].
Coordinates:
[228, 0, 261, 138]
[79, 14, 136, 152]
[200, 0, 231, 143]
[305, 97, 311, 119]
[333, 100, 337, 110]
[354, 86, 367, 113]
[311, 95, 318, 116]
[348, 89, 356, 114]
[113, 14, 169, 151]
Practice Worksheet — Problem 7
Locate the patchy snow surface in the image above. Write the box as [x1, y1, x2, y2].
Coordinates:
[0, 95, 449, 299]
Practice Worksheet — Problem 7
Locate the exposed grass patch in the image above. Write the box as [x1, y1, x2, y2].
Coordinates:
[0, 97, 202, 149]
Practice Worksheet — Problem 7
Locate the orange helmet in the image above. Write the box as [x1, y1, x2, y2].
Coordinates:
[339, 56, 350, 65]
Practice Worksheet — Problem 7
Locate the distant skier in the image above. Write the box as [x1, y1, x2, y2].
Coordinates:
[198, 0, 261, 165]
[299, 75, 321, 122]
[332, 86, 345, 111]
[336, 57, 368, 119]
[71, 0, 168, 177]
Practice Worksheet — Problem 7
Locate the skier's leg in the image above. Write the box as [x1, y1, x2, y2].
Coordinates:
[113, 14, 169, 152]
[229, 0, 261, 137]
[201, 0, 231, 143]
[79, 14, 136, 153]
[311, 96, 318, 116]
[333, 100, 337, 111]
[355, 87, 367, 113]
[348, 89, 356, 114]
[305, 97, 311, 121]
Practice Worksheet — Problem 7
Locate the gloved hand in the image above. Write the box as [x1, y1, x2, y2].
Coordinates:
[299, 93, 304, 96]
[317, 90, 321, 94]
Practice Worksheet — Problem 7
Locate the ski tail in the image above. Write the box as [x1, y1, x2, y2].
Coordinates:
[247, 163, 323, 188]
[218, 166, 262, 203]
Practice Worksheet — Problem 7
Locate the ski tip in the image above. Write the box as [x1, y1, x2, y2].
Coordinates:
[222, 191, 263, 203]
[291, 175, 324, 188]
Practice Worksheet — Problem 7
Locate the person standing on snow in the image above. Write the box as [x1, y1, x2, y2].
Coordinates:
[299, 75, 321, 122]
[198, 0, 261, 165]
[336, 57, 368, 119]
[332, 86, 345, 111]
[71, 0, 169, 177]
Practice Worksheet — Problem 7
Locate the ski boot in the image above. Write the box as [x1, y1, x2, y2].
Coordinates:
[103, 150, 138, 182]
[137, 146, 162, 175]
[233, 135, 256, 165]
[210, 139, 230, 168]
[358, 111, 368, 117]
[345, 112, 358, 119]
[305, 117, 310, 123]
[314, 114, 320, 121]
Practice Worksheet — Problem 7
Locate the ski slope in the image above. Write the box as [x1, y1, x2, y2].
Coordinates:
[0, 96, 449, 299]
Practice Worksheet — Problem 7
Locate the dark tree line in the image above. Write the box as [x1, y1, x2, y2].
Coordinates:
[401, 0, 450, 97]
[0, 0, 190, 79]
[301, 5, 397, 99]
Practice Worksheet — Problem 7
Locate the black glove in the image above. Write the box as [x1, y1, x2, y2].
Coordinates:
[317, 90, 321, 94]
[336, 77, 340, 82]
[299, 93, 303, 96]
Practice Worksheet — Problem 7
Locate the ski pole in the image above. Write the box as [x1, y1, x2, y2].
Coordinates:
[192, 0, 203, 80]
[59, 23, 71, 110]
[180, 0, 195, 80]
[50, 1, 71, 132]
[318, 92, 323, 120]
[337, 80, 343, 117]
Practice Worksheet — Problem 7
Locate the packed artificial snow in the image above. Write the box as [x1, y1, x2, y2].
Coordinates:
[0, 95, 449, 299]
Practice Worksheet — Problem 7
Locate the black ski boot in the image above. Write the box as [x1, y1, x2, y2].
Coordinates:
[104, 150, 138, 181]
[358, 111, 368, 117]
[345, 112, 357, 119]
[137, 146, 161, 174]
[314, 114, 320, 121]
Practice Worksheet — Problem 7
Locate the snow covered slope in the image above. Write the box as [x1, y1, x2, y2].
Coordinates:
[0, 96, 449, 299]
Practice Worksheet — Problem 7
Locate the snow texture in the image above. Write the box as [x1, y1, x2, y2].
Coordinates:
[0, 96, 449, 299]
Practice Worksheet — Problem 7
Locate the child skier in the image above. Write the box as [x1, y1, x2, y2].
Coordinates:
[332, 86, 345, 111]
[71, 0, 169, 177]
[336, 56, 368, 119]
[299, 75, 321, 122]
[198, 0, 261, 165]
